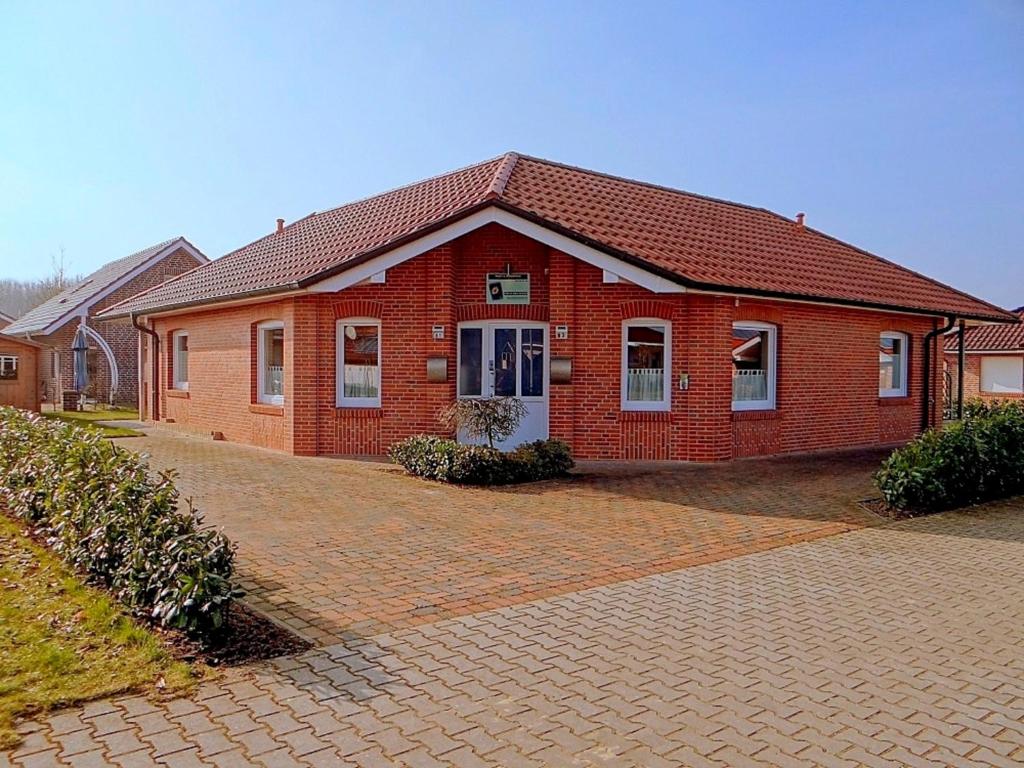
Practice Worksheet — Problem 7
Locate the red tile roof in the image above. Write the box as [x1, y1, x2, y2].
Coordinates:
[945, 309, 1024, 352]
[101, 153, 1014, 323]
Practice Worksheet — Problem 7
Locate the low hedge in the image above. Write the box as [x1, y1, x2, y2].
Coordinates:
[876, 400, 1024, 514]
[389, 435, 574, 485]
[0, 407, 241, 638]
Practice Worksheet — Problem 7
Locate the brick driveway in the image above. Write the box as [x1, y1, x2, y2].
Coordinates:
[117, 427, 879, 643]
[8, 500, 1024, 766]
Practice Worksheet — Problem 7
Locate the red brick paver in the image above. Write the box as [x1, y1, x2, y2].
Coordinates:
[8, 502, 1024, 767]
[128, 426, 881, 642]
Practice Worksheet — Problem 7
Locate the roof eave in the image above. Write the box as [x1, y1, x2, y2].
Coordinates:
[99, 283, 305, 321]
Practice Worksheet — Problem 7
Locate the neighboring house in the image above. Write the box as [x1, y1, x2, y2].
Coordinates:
[100, 153, 1015, 460]
[0, 333, 43, 411]
[0, 311, 14, 331]
[945, 307, 1024, 403]
[5, 238, 207, 408]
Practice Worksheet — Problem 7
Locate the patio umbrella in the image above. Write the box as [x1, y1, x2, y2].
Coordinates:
[72, 325, 89, 393]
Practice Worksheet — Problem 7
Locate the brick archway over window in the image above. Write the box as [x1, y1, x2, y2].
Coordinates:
[332, 299, 384, 320]
[619, 299, 676, 321]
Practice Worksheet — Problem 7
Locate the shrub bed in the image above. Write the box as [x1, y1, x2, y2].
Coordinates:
[389, 435, 574, 485]
[876, 400, 1024, 514]
[0, 407, 241, 638]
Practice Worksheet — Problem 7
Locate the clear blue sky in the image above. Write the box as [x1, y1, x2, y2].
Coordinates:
[1, 1, 1021, 307]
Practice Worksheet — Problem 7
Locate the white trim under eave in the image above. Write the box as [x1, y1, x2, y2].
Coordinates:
[39, 238, 209, 336]
[952, 349, 1024, 356]
[307, 208, 686, 295]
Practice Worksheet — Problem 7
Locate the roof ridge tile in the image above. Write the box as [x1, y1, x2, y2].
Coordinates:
[485, 152, 519, 200]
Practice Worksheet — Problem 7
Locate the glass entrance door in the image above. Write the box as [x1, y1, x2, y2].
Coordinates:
[457, 322, 548, 448]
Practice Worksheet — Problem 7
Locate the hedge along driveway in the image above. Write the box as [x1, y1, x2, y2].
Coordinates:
[121, 426, 885, 645]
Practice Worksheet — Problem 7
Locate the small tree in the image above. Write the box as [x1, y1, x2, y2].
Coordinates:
[440, 398, 528, 449]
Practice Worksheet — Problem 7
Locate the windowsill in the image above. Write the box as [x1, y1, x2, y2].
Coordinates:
[732, 409, 779, 421]
[335, 407, 383, 419]
[618, 410, 672, 422]
[249, 403, 284, 416]
[878, 395, 911, 406]
[167, 389, 190, 399]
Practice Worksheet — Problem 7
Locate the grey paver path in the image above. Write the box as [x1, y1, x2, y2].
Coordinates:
[8, 500, 1024, 766]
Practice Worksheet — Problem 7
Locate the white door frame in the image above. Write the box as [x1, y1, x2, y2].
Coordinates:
[456, 320, 550, 445]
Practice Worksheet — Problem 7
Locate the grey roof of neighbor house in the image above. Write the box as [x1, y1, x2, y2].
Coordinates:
[0, 311, 14, 323]
[5, 237, 206, 336]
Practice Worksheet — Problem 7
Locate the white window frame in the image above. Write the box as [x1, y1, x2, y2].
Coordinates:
[879, 331, 908, 398]
[621, 319, 672, 412]
[171, 330, 189, 391]
[0, 355, 18, 381]
[257, 320, 285, 406]
[732, 321, 777, 412]
[337, 318, 381, 408]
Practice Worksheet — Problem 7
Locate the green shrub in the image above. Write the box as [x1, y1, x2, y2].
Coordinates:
[390, 435, 574, 485]
[0, 407, 241, 638]
[875, 400, 1024, 513]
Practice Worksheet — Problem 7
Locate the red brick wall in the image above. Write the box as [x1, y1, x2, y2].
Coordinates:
[945, 353, 1024, 404]
[37, 247, 203, 408]
[147, 300, 292, 450]
[142, 224, 944, 460]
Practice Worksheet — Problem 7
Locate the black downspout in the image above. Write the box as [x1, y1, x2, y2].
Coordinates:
[957, 321, 966, 420]
[131, 313, 160, 422]
[922, 315, 957, 432]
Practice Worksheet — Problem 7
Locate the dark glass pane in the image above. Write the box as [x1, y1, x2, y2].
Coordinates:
[521, 328, 545, 397]
[493, 328, 517, 396]
[459, 327, 482, 396]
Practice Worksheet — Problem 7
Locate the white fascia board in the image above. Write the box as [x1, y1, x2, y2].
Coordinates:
[307, 208, 686, 295]
[42, 239, 208, 335]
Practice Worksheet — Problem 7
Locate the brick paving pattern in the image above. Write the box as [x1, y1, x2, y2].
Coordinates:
[121, 427, 882, 642]
[6, 501, 1024, 766]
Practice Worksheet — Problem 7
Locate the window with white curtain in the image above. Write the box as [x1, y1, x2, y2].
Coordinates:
[879, 332, 908, 397]
[621, 320, 671, 411]
[257, 321, 285, 405]
[732, 322, 777, 411]
[337, 319, 381, 407]
[172, 331, 189, 390]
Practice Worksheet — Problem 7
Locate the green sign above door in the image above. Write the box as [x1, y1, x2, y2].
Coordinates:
[486, 273, 530, 305]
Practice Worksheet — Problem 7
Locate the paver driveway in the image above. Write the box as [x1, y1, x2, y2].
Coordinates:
[8, 500, 1024, 767]
[112, 427, 880, 643]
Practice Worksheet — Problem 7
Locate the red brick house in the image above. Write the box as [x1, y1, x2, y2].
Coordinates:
[944, 307, 1024, 406]
[5, 238, 207, 408]
[100, 153, 1014, 460]
[0, 333, 43, 411]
